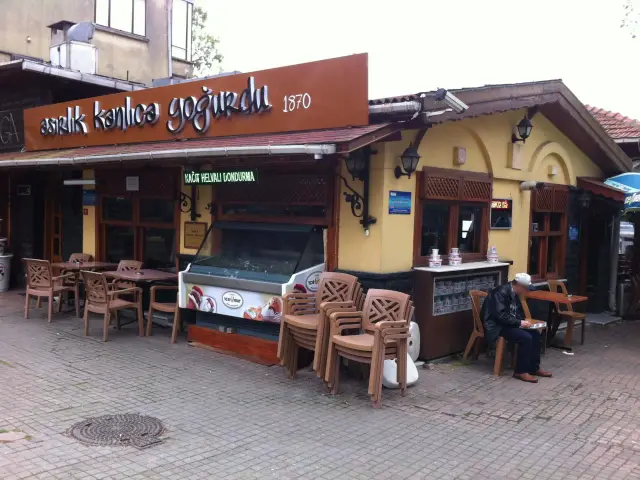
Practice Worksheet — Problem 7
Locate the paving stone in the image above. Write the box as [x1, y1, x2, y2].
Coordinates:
[1, 292, 640, 478]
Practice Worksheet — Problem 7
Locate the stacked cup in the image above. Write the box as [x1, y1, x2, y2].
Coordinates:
[428, 249, 442, 268]
[487, 245, 499, 263]
[448, 247, 462, 266]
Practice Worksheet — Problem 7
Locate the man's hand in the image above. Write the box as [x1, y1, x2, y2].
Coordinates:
[520, 320, 532, 329]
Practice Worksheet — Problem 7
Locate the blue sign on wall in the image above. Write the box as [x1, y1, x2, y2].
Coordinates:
[389, 191, 412, 215]
[569, 225, 579, 241]
[83, 190, 96, 206]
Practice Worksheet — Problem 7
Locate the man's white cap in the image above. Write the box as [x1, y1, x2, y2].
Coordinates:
[514, 273, 532, 287]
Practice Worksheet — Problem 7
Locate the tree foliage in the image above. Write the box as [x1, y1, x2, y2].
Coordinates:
[191, 6, 223, 78]
[622, 0, 639, 38]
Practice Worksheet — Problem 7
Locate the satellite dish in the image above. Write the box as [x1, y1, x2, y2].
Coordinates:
[67, 22, 95, 43]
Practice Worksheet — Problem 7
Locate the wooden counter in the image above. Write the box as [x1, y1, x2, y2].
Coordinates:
[413, 262, 510, 360]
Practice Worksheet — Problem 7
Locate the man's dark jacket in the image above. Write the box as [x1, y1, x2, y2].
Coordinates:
[481, 283, 525, 346]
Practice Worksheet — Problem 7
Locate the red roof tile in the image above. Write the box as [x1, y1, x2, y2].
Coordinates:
[586, 105, 640, 140]
[0, 124, 391, 163]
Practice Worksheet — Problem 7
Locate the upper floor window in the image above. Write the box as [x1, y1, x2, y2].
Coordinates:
[172, 0, 194, 61]
[95, 0, 146, 36]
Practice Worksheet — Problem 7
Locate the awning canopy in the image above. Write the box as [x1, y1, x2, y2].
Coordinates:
[0, 123, 400, 168]
[604, 173, 640, 210]
[577, 177, 626, 204]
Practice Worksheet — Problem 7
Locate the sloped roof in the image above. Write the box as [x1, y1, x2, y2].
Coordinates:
[369, 81, 631, 175]
[586, 106, 640, 141]
[0, 124, 398, 167]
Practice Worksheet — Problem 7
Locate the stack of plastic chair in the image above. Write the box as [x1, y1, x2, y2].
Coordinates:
[324, 289, 413, 408]
[277, 272, 360, 379]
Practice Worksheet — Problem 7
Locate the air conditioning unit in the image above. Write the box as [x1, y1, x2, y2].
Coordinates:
[50, 41, 97, 74]
[48, 21, 97, 75]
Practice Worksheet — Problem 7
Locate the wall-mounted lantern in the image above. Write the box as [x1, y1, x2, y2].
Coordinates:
[344, 148, 367, 181]
[511, 115, 534, 143]
[579, 192, 591, 209]
[394, 145, 422, 179]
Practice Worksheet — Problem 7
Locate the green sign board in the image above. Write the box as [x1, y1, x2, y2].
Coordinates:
[184, 170, 258, 185]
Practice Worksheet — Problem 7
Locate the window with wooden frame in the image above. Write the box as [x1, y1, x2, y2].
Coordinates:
[96, 169, 179, 269]
[211, 169, 335, 270]
[215, 170, 334, 226]
[414, 167, 492, 265]
[528, 185, 569, 280]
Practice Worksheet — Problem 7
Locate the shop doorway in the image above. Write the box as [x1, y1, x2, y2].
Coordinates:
[579, 199, 615, 312]
[10, 172, 46, 286]
[44, 172, 84, 263]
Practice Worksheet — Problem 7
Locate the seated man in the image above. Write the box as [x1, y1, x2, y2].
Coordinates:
[482, 273, 552, 383]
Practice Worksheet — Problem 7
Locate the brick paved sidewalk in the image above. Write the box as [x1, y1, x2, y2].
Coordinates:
[1, 291, 640, 479]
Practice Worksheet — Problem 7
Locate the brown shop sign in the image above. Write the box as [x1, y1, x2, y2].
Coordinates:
[23, 54, 369, 152]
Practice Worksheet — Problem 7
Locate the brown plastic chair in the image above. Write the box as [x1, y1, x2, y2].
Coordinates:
[58, 253, 95, 300]
[324, 289, 413, 408]
[146, 285, 181, 343]
[464, 290, 516, 376]
[24, 258, 80, 322]
[278, 272, 360, 380]
[82, 270, 144, 342]
[69, 253, 93, 263]
[36, 253, 92, 309]
[109, 260, 143, 292]
[547, 280, 585, 345]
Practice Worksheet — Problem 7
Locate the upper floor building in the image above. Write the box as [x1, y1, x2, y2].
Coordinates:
[0, 0, 194, 86]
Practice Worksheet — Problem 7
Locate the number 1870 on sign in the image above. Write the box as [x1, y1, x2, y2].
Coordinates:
[283, 93, 311, 112]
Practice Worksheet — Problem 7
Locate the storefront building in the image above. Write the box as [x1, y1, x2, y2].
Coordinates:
[341, 81, 629, 358]
[0, 57, 630, 361]
[0, 59, 145, 285]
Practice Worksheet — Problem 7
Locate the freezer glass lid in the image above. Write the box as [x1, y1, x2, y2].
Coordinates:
[190, 222, 324, 282]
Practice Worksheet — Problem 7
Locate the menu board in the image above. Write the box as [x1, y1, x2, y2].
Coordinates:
[184, 222, 207, 249]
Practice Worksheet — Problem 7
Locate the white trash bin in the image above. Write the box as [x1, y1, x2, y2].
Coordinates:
[0, 254, 13, 292]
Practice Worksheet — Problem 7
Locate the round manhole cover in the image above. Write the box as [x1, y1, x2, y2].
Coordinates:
[65, 414, 164, 448]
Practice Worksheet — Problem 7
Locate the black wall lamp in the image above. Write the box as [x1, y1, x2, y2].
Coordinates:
[341, 147, 377, 234]
[579, 191, 592, 209]
[511, 115, 534, 143]
[395, 145, 421, 179]
[395, 127, 427, 179]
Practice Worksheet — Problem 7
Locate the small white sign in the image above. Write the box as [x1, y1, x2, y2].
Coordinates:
[222, 291, 244, 309]
[126, 176, 139, 192]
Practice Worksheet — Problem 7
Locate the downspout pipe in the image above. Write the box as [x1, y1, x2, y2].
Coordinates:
[609, 211, 622, 312]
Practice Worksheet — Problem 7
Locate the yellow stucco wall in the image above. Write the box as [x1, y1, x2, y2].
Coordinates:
[179, 177, 213, 256]
[337, 109, 604, 276]
[82, 169, 96, 257]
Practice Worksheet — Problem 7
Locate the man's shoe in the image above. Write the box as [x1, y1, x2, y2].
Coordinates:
[513, 373, 538, 383]
[531, 369, 552, 378]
